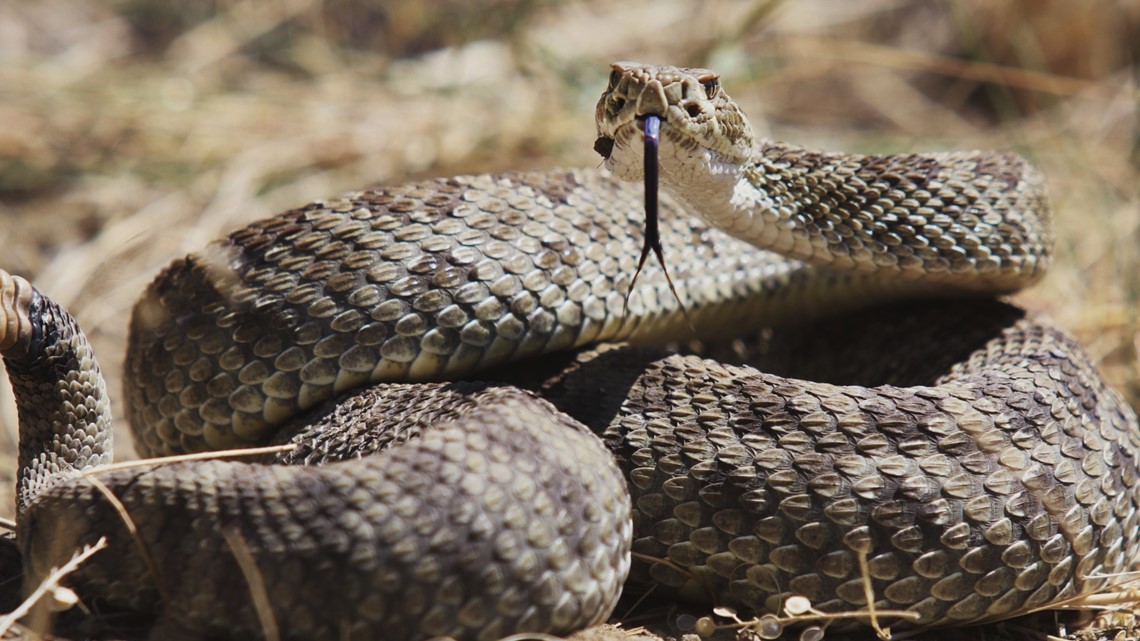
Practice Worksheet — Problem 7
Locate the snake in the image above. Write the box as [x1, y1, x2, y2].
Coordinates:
[1, 61, 1138, 640]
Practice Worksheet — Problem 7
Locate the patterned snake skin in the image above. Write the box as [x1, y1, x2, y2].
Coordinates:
[1, 62, 1138, 640]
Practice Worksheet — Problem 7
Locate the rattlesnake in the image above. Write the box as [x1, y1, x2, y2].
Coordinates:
[0, 62, 1137, 640]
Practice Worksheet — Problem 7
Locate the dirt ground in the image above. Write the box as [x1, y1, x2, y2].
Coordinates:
[0, 0, 1138, 639]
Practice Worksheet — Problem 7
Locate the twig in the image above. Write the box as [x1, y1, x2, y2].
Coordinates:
[857, 549, 891, 640]
[84, 475, 168, 603]
[617, 581, 659, 622]
[223, 527, 280, 641]
[84, 443, 293, 476]
[0, 537, 108, 637]
[630, 551, 719, 604]
[785, 35, 1107, 97]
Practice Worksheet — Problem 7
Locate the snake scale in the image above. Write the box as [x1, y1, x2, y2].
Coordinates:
[1, 62, 1138, 640]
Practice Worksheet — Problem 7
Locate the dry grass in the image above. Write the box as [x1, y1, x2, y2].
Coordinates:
[0, 0, 1137, 639]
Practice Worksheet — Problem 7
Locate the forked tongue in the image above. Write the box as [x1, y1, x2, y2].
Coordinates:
[622, 114, 693, 329]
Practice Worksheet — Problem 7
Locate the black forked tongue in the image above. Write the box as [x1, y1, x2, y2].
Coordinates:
[623, 115, 693, 330]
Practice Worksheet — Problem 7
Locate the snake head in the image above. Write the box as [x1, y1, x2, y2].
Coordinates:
[594, 62, 755, 184]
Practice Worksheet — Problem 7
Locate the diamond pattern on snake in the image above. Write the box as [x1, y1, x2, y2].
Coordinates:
[0, 62, 1136, 641]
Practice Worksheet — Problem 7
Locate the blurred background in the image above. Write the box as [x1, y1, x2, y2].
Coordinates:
[0, 0, 1137, 524]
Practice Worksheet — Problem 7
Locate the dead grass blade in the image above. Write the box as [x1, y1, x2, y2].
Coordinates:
[83, 475, 168, 604]
[84, 444, 294, 476]
[784, 35, 1108, 97]
[856, 548, 890, 640]
[0, 536, 107, 638]
[222, 527, 280, 641]
[73, 445, 293, 607]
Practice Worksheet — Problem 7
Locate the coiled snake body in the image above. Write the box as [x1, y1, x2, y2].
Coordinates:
[1, 63, 1138, 640]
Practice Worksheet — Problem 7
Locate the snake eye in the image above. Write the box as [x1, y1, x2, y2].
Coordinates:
[700, 77, 719, 98]
[609, 69, 622, 88]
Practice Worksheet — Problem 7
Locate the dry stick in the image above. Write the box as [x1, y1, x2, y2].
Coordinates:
[66, 442, 300, 639]
[710, 608, 922, 635]
[786, 35, 1104, 97]
[86, 443, 294, 475]
[0, 537, 108, 638]
[84, 475, 170, 605]
[1013, 571, 1140, 617]
[630, 551, 718, 604]
[0, 516, 16, 531]
[615, 579, 659, 624]
[889, 571, 1140, 640]
[636, 547, 921, 638]
[1056, 591, 1140, 609]
[706, 551, 921, 639]
[689, 0, 787, 61]
[856, 549, 891, 640]
[76, 445, 293, 615]
[223, 527, 281, 641]
[170, 0, 320, 74]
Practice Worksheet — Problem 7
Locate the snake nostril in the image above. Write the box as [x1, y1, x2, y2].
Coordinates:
[685, 103, 702, 118]
[612, 97, 626, 113]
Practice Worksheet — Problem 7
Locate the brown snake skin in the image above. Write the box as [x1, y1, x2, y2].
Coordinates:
[0, 62, 1138, 640]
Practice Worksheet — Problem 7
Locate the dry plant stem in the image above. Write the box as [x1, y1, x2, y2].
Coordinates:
[222, 527, 281, 641]
[805, 610, 919, 624]
[710, 607, 922, 640]
[1054, 592, 1140, 608]
[0, 516, 16, 531]
[83, 443, 294, 475]
[1086, 570, 1140, 581]
[1017, 572, 1140, 614]
[0, 537, 107, 638]
[786, 35, 1103, 97]
[83, 475, 168, 604]
[614, 575, 659, 622]
[857, 550, 890, 640]
[630, 551, 717, 603]
[71, 446, 296, 622]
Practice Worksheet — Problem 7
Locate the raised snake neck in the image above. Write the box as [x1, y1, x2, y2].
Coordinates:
[0, 62, 1137, 640]
[595, 62, 1052, 292]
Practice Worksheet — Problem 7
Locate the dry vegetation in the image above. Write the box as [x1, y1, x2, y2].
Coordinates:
[0, 0, 1138, 639]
